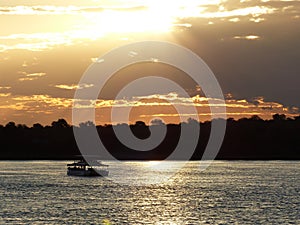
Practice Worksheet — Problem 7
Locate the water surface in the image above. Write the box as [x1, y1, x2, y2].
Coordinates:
[0, 161, 299, 224]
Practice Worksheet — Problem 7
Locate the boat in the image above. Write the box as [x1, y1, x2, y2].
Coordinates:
[67, 158, 109, 177]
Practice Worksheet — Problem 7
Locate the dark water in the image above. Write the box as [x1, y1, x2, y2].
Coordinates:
[0, 161, 299, 224]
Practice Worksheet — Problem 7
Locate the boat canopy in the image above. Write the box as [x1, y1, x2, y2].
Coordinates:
[67, 158, 108, 167]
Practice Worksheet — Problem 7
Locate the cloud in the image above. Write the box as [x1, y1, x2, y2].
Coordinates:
[0, 5, 148, 15]
[53, 83, 94, 90]
[229, 17, 241, 22]
[0, 94, 73, 126]
[0, 86, 11, 90]
[18, 78, 36, 81]
[91, 57, 99, 63]
[0, 87, 12, 98]
[200, 6, 276, 18]
[12, 95, 73, 108]
[0, 32, 75, 52]
[0, 93, 11, 97]
[233, 35, 260, 40]
[18, 72, 46, 81]
[0, 92, 298, 125]
[26, 73, 46, 77]
[0, 5, 81, 15]
[73, 93, 299, 120]
[54, 84, 79, 90]
[249, 17, 265, 22]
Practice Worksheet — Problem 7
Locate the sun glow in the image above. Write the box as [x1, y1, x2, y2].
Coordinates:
[77, 1, 215, 35]
[80, 9, 174, 35]
[57, 1, 276, 38]
[0, 1, 280, 52]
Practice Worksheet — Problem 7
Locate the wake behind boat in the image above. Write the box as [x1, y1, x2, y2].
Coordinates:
[67, 158, 109, 177]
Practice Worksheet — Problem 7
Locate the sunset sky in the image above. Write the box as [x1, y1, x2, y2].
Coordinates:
[0, 0, 299, 126]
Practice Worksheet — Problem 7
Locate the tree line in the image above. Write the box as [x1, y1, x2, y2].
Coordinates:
[0, 114, 299, 160]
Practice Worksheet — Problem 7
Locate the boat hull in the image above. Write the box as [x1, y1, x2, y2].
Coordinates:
[67, 168, 108, 177]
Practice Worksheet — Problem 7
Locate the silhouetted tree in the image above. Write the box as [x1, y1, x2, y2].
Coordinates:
[33, 123, 43, 129]
[5, 121, 16, 129]
[272, 114, 286, 121]
[79, 121, 95, 128]
[51, 119, 70, 128]
[227, 118, 235, 122]
[187, 117, 199, 124]
[151, 119, 165, 126]
[238, 117, 249, 122]
[250, 115, 263, 121]
[134, 121, 146, 126]
[17, 124, 28, 129]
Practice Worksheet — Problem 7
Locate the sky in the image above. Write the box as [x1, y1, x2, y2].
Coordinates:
[0, 0, 299, 126]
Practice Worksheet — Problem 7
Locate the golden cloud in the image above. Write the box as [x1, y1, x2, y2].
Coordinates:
[234, 35, 260, 40]
[18, 72, 46, 81]
[54, 83, 94, 90]
[0, 92, 298, 125]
